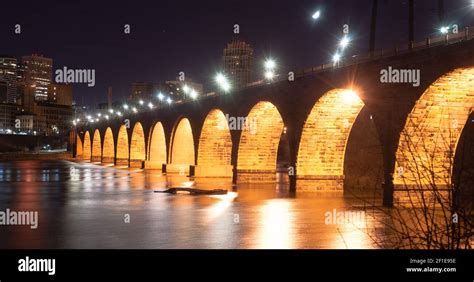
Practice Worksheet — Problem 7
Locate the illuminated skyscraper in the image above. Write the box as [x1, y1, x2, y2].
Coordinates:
[0, 56, 18, 103]
[22, 54, 53, 101]
[222, 37, 253, 89]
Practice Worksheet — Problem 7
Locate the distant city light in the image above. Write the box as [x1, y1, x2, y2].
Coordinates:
[312, 10, 321, 20]
[139, 100, 144, 105]
[339, 36, 350, 49]
[333, 53, 341, 63]
[148, 102, 153, 109]
[123, 104, 129, 110]
[97, 113, 102, 117]
[157, 92, 164, 100]
[116, 111, 122, 116]
[108, 109, 114, 114]
[132, 107, 138, 113]
[167, 97, 172, 104]
[105, 115, 109, 120]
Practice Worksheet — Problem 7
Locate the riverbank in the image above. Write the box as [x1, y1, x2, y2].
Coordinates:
[0, 151, 73, 161]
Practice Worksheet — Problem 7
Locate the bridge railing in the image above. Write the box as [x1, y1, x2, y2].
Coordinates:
[291, 26, 474, 81]
[94, 26, 474, 123]
[238, 26, 473, 90]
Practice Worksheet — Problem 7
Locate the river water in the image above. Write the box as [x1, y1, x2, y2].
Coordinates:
[0, 160, 391, 249]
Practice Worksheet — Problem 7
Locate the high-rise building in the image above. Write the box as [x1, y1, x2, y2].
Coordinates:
[0, 56, 18, 103]
[48, 83, 72, 106]
[222, 37, 253, 89]
[22, 54, 53, 102]
[131, 82, 158, 100]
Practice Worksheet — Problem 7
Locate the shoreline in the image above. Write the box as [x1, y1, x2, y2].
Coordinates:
[0, 151, 73, 161]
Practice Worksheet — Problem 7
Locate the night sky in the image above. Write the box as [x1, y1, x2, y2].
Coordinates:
[1, 0, 473, 107]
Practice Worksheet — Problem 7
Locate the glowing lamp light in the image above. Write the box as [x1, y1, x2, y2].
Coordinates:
[339, 36, 350, 49]
[108, 109, 114, 114]
[440, 26, 449, 34]
[264, 59, 276, 70]
[139, 100, 144, 105]
[167, 97, 172, 104]
[215, 73, 231, 92]
[342, 90, 359, 104]
[190, 89, 198, 99]
[148, 102, 154, 109]
[312, 10, 321, 20]
[264, 70, 275, 80]
[333, 53, 341, 63]
[183, 85, 190, 94]
[123, 104, 129, 110]
[132, 107, 138, 113]
[157, 92, 164, 100]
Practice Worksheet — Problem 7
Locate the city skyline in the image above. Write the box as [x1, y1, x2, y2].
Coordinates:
[1, 0, 473, 107]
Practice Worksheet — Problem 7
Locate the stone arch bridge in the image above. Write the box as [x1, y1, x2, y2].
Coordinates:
[75, 31, 474, 206]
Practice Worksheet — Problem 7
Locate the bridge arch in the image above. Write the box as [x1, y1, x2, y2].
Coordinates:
[83, 131, 91, 161]
[91, 129, 102, 162]
[146, 121, 167, 169]
[76, 134, 83, 158]
[130, 122, 146, 168]
[116, 125, 129, 166]
[237, 101, 284, 182]
[102, 127, 114, 164]
[169, 117, 195, 174]
[296, 89, 366, 191]
[394, 67, 474, 204]
[196, 109, 233, 178]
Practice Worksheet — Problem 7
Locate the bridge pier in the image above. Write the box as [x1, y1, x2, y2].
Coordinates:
[165, 164, 193, 176]
[115, 158, 129, 167]
[393, 184, 451, 208]
[194, 165, 233, 178]
[236, 169, 276, 183]
[90, 156, 101, 163]
[101, 157, 114, 165]
[129, 160, 144, 168]
[144, 161, 164, 170]
[296, 175, 344, 192]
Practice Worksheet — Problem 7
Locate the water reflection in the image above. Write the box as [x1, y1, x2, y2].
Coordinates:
[0, 160, 388, 249]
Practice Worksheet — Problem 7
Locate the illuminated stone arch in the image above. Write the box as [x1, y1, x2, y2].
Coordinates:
[394, 67, 474, 203]
[168, 117, 195, 174]
[145, 121, 167, 169]
[196, 109, 233, 177]
[237, 101, 284, 183]
[116, 125, 129, 166]
[296, 89, 365, 191]
[91, 129, 102, 162]
[83, 131, 91, 160]
[102, 127, 114, 164]
[130, 122, 146, 168]
[76, 134, 83, 158]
